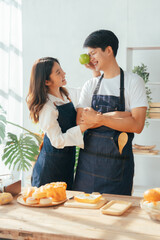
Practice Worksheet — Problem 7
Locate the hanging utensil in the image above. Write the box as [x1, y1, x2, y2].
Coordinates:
[118, 132, 128, 154]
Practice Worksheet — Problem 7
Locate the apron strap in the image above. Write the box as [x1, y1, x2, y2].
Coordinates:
[53, 95, 71, 107]
[67, 96, 72, 102]
[93, 74, 104, 95]
[93, 68, 125, 111]
[119, 68, 125, 111]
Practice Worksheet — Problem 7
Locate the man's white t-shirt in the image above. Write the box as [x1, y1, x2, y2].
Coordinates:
[77, 71, 148, 111]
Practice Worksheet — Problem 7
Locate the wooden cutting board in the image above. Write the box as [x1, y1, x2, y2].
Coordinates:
[101, 200, 132, 216]
[133, 149, 159, 155]
[132, 144, 156, 150]
[64, 196, 107, 209]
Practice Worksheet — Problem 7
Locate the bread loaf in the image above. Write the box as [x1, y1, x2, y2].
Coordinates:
[22, 186, 37, 202]
[44, 183, 66, 202]
[0, 192, 13, 205]
[21, 182, 67, 205]
[144, 188, 160, 202]
[143, 188, 160, 210]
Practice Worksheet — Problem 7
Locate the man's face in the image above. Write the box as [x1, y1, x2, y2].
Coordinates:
[87, 47, 110, 72]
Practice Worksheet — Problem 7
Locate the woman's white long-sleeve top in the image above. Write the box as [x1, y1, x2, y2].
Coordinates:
[39, 93, 84, 149]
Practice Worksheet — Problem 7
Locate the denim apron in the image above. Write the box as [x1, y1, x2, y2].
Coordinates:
[74, 69, 134, 195]
[31, 101, 76, 190]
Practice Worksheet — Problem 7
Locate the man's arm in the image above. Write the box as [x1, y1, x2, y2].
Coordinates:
[81, 107, 147, 133]
[78, 108, 132, 129]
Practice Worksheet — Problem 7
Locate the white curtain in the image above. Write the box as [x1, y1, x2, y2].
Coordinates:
[0, 0, 23, 181]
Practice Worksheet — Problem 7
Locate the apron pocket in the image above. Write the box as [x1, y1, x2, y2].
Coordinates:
[84, 132, 120, 156]
[94, 156, 125, 181]
[83, 132, 125, 181]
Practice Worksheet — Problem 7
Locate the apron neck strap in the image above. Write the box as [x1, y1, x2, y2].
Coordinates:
[119, 68, 125, 111]
[67, 96, 71, 102]
[93, 74, 104, 95]
[53, 95, 71, 107]
[93, 68, 125, 111]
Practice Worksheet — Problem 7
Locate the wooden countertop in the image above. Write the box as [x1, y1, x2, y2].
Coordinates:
[0, 191, 160, 240]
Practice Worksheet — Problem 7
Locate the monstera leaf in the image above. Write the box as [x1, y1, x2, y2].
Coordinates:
[0, 105, 6, 144]
[2, 132, 40, 171]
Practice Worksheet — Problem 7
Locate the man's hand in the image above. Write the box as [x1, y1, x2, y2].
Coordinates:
[84, 62, 101, 77]
[81, 108, 133, 127]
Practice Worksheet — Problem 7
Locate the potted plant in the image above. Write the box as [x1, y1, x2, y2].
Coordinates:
[0, 104, 43, 171]
[132, 63, 152, 126]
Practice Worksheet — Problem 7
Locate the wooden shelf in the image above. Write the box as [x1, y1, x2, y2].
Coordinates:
[134, 153, 160, 158]
[146, 118, 160, 121]
[127, 46, 160, 192]
[126, 46, 160, 71]
[146, 82, 160, 85]
[127, 46, 160, 50]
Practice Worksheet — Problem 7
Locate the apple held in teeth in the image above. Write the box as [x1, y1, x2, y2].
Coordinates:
[79, 54, 90, 65]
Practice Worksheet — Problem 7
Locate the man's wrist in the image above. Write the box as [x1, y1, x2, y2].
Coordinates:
[96, 112, 103, 124]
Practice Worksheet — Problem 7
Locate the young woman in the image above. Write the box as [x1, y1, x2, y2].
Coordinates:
[26, 57, 91, 189]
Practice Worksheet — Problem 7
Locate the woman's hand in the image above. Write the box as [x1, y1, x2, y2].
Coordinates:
[79, 108, 99, 132]
[81, 107, 99, 124]
[79, 122, 95, 133]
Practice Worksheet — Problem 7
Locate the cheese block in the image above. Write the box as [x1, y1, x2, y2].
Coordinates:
[0, 192, 13, 205]
[74, 193, 102, 204]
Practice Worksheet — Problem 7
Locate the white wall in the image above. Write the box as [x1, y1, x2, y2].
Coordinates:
[22, 0, 128, 131]
[22, 0, 160, 130]
[22, 0, 160, 195]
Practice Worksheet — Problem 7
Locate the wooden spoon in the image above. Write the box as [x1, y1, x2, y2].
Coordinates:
[118, 132, 128, 154]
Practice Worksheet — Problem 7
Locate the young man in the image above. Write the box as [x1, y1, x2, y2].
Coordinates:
[73, 30, 148, 195]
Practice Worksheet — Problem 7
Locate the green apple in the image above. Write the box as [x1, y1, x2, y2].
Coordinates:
[79, 54, 90, 64]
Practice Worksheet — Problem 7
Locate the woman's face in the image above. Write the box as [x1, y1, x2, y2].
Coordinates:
[46, 62, 66, 89]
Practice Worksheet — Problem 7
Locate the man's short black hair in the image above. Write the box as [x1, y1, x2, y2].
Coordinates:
[83, 30, 119, 57]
